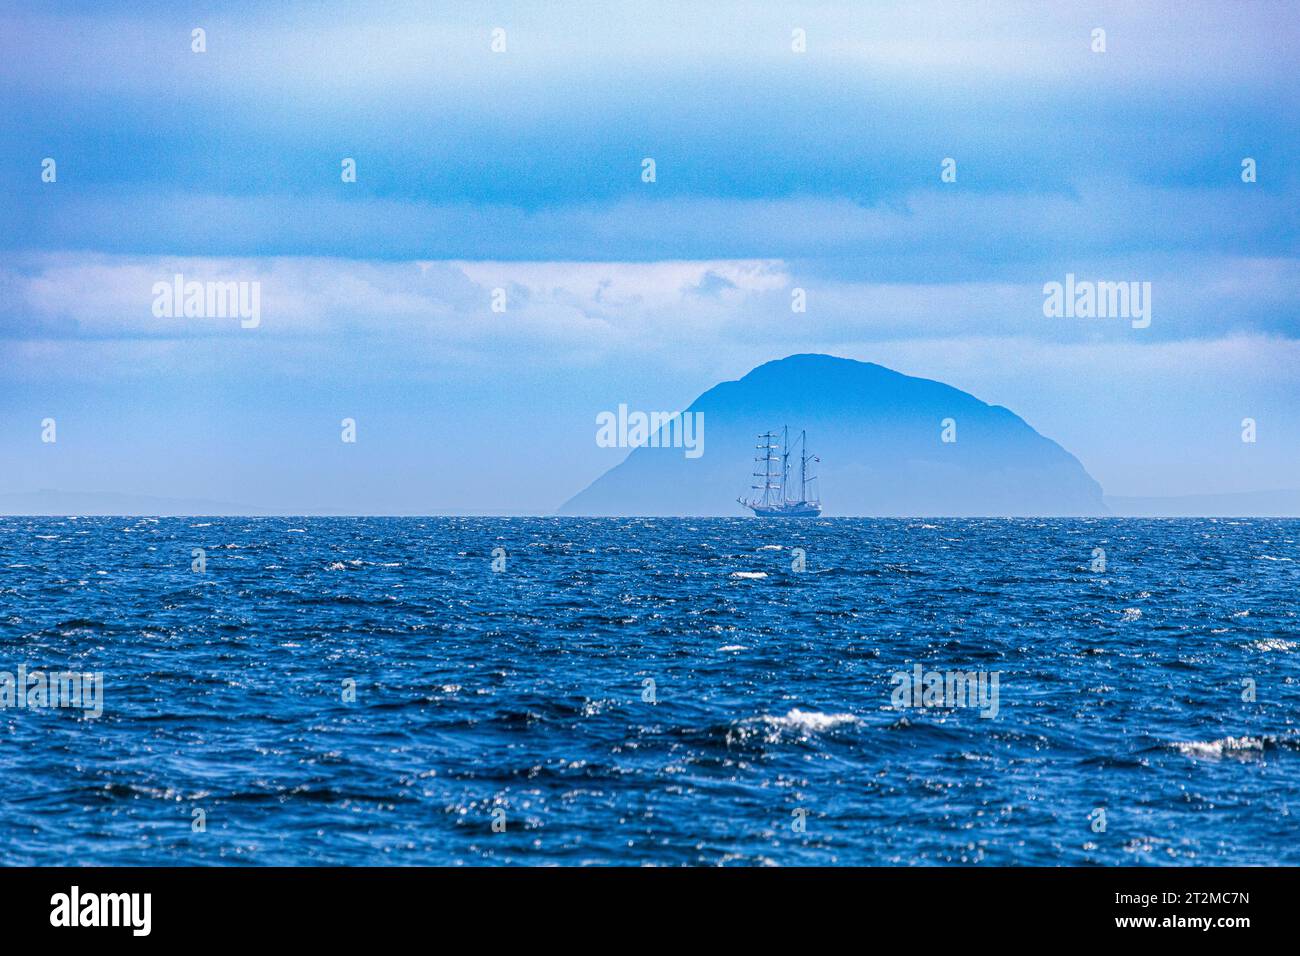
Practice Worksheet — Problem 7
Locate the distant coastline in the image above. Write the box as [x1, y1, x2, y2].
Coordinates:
[4, 491, 1300, 519]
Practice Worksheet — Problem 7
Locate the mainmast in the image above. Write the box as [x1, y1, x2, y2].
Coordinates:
[799, 429, 819, 503]
[751, 431, 781, 506]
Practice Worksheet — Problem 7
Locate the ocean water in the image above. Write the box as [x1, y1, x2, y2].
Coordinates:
[0, 516, 1297, 866]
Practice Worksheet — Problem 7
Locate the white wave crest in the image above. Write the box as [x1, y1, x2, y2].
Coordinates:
[1248, 638, 1296, 652]
[1173, 736, 1265, 758]
[767, 708, 858, 733]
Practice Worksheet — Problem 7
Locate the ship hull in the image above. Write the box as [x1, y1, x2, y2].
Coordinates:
[746, 502, 822, 518]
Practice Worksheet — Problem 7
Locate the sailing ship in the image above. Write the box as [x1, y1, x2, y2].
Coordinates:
[737, 427, 822, 517]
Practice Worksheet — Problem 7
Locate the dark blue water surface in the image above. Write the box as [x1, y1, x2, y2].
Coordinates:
[1, 517, 1297, 866]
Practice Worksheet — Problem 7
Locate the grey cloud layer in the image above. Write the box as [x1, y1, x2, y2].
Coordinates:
[3, 253, 1296, 349]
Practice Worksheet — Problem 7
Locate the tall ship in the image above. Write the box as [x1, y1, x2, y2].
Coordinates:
[737, 427, 822, 517]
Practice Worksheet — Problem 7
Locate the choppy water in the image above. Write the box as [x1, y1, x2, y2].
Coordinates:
[1, 517, 1297, 865]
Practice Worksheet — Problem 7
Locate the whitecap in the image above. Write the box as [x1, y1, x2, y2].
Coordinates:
[1173, 736, 1265, 759]
[730, 571, 767, 579]
[1248, 638, 1296, 652]
[767, 708, 858, 733]
[727, 708, 859, 746]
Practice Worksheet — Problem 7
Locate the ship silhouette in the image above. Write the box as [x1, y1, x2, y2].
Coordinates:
[737, 426, 821, 517]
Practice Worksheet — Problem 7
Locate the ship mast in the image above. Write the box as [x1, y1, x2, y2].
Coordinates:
[799, 429, 818, 503]
[781, 426, 790, 504]
[800, 429, 807, 502]
[751, 431, 781, 506]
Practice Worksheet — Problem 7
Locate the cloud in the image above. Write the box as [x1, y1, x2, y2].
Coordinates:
[5, 180, 1296, 271]
[3, 3, 1295, 217]
[3, 253, 1294, 360]
[5, 1, 1294, 97]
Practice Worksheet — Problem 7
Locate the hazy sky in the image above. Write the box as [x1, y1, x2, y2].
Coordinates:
[1, 1, 1297, 512]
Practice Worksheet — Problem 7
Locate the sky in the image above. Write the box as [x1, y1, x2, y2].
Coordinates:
[1, 0, 1297, 513]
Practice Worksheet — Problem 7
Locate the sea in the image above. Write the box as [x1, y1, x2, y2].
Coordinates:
[1, 516, 1297, 866]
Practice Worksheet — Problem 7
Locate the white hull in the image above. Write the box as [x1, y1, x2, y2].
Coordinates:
[745, 501, 821, 518]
